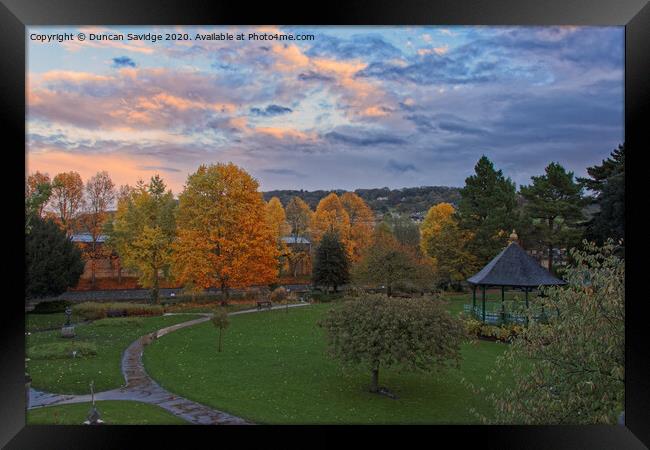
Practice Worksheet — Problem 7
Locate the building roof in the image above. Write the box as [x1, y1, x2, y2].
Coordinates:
[71, 233, 108, 243]
[467, 242, 566, 287]
[281, 236, 310, 244]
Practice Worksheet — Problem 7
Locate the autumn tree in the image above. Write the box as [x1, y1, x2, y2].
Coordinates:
[265, 197, 291, 275]
[519, 162, 585, 272]
[310, 193, 351, 253]
[456, 156, 518, 265]
[341, 192, 374, 262]
[171, 163, 278, 300]
[107, 175, 177, 303]
[354, 224, 434, 296]
[312, 230, 350, 293]
[577, 144, 625, 245]
[420, 203, 477, 290]
[385, 214, 421, 249]
[81, 171, 116, 288]
[471, 241, 624, 424]
[26, 171, 51, 218]
[319, 294, 465, 394]
[285, 196, 313, 277]
[49, 171, 85, 236]
[25, 173, 52, 234]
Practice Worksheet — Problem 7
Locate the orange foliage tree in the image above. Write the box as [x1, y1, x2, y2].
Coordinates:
[49, 171, 85, 236]
[341, 192, 375, 262]
[285, 196, 313, 277]
[26, 171, 51, 218]
[171, 163, 278, 299]
[311, 193, 351, 255]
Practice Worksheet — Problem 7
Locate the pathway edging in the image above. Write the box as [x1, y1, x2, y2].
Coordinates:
[28, 302, 311, 425]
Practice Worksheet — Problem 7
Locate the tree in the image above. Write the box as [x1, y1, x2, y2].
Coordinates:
[519, 162, 585, 272]
[312, 230, 350, 292]
[26, 216, 84, 299]
[456, 156, 518, 265]
[265, 197, 290, 275]
[49, 171, 85, 236]
[385, 214, 421, 249]
[172, 163, 278, 300]
[26, 171, 51, 218]
[319, 294, 465, 394]
[25, 173, 52, 234]
[472, 240, 624, 424]
[81, 171, 116, 288]
[211, 309, 231, 352]
[108, 175, 177, 303]
[577, 144, 625, 245]
[420, 203, 477, 289]
[310, 193, 351, 253]
[285, 196, 313, 277]
[354, 224, 434, 296]
[341, 192, 374, 262]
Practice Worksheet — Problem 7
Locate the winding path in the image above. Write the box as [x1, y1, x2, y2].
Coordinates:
[28, 303, 311, 425]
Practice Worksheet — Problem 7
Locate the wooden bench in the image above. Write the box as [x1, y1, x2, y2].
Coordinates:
[256, 300, 272, 310]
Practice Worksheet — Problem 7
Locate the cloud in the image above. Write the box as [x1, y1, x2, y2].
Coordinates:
[324, 130, 406, 147]
[297, 71, 335, 82]
[250, 104, 293, 116]
[385, 159, 417, 173]
[260, 168, 306, 177]
[112, 56, 137, 68]
[136, 165, 181, 172]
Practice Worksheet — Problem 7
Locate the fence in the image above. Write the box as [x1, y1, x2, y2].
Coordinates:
[463, 304, 549, 325]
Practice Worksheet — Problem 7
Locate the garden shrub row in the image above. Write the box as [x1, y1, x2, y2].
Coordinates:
[28, 341, 97, 360]
[464, 317, 524, 342]
[72, 302, 163, 320]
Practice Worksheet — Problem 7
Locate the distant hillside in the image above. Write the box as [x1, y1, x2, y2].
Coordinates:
[263, 186, 462, 217]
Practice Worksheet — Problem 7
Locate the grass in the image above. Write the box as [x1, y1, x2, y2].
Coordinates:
[143, 303, 512, 424]
[28, 341, 98, 360]
[27, 401, 187, 425]
[26, 314, 197, 394]
[26, 313, 84, 332]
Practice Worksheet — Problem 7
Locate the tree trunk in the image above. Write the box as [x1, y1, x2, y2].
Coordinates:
[370, 366, 379, 393]
[386, 284, 392, 297]
[91, 259, 97, 289]
[151, 269, 159, 304]
[548, 244, 554, 272]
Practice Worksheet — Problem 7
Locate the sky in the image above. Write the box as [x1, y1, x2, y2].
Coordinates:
[26, 26, 624, 194]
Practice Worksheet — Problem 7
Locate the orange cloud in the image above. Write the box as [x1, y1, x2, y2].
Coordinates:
[254, 127, 314, 140]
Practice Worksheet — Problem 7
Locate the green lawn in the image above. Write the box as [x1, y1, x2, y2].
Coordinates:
[26, 313, 84, 332]
[26, 314, 197, 395]
[143, 303, 511, 424]
[27, 401, 187, 425]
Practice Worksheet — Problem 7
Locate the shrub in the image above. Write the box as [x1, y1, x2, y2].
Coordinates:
[93, 317, 144, 327]
[28, 341, 97, 360]
[72, 302, 164, 320]
[31, 300, 72, 314]
[270, 287, 288, 302]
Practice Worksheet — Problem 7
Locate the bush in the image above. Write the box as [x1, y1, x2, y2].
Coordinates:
[309, 291, 344, 303]
[92, 317, 144, 327]
[31, 300, 72, 314]
[28, 341, 97, 360]
[270, 287, 288, 302]
[72, 302, 164, 320]
[463, 317, 523, 342]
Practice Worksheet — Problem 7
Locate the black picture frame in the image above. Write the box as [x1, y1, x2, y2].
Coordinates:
[2, 0, 648, 448]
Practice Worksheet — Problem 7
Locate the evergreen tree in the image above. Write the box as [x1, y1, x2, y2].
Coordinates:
[456, 156, 518, 265]
[312, 230, 350, 292]
[26, 215, 84, 299]
[519, 162, 585, 272]
[577, 144, 625, 244]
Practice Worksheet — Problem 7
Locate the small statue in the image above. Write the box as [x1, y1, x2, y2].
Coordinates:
[83, 381, 103, 425]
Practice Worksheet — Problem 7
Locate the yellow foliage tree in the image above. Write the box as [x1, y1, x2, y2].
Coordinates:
[265, 196, 290, 274]
[341, 192, 375, 262]
[310, 193, 351, 255]
[420, 202, 477, 289]
[285, 196, 313, 277]
[172, 163, 278, 299]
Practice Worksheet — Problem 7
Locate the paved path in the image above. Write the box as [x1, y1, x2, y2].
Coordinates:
[28, 303, 311, 425]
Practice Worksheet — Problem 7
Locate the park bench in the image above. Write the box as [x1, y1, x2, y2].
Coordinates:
[256, 300, 272, 310]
